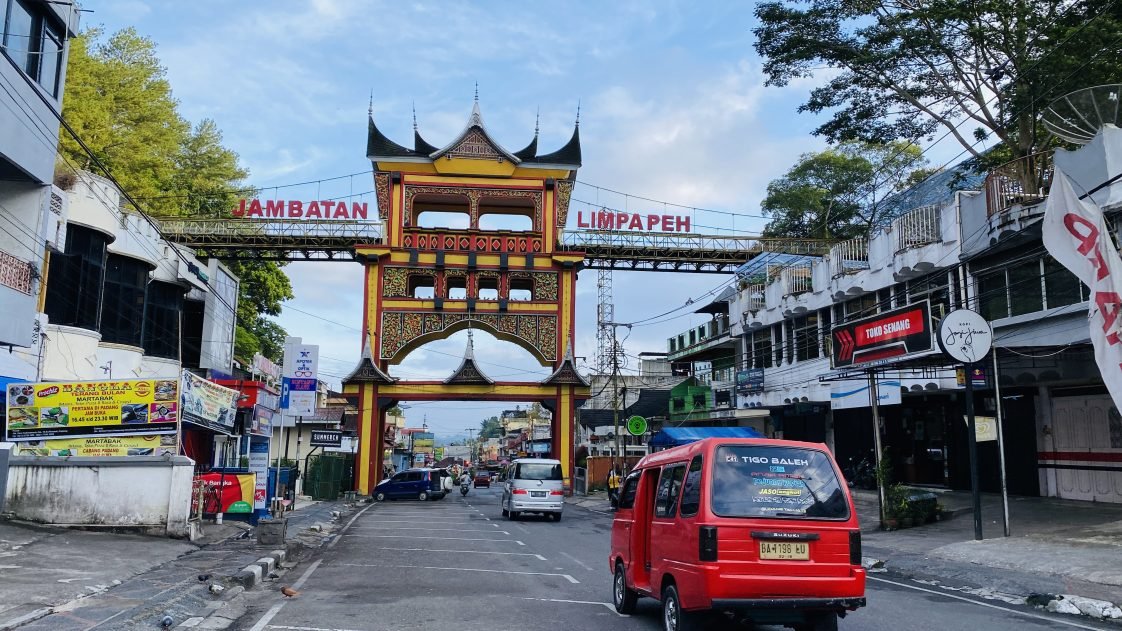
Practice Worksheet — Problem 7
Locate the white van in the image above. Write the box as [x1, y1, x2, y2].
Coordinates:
[501, 458, 564, 521]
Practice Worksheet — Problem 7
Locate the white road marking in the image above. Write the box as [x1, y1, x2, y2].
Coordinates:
[373, 547, 546, 560]
[248, 559, 323, 631]
[559, 551, 595, 572]
[352, 527, 509, 534]
[334, 563, 579, 584]
[249, 504, 375, 631]
[342, 534, 523, 545]
[355, 519, 474, 524]
[868, 577, 1107, 630]
[516, 597, 627, 617]
[267, 619, 363, 624]
[267, 626, 365, 631]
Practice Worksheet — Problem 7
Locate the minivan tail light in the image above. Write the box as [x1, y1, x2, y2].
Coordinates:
[849, 530, 862, 566]
[549, 490, 564, 495]
[699, 526, 718, 562]
[512, 489, 527, 495]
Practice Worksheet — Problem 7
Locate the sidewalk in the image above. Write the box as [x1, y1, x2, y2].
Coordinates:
[0, 497, 353, 631]
[855, 488, 1122, 605]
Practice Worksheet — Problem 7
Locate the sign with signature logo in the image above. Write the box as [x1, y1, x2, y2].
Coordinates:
[937, 309, 993, 364]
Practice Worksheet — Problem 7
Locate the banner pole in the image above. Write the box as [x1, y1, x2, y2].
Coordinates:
[993, 349, 1011, 536]
[964, 362, 983, 540]
[868, 370, 886, 526]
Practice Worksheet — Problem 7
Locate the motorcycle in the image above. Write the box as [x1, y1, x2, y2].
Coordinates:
[460, 482, 470, 496]
[843, 454, 877, 490]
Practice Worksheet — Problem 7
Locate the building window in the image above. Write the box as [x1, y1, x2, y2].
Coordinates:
[908, 273, 951, 317]
[101, 254, 150, 346]
[144, 280, 183, 359]
[509, 277, 533, 301]
[772, 323, 783, 366]
[977, 269, 1008, 320]
[409, 274, 435, 299]
[843, 293, 877, 320]
[691, 393, 706, 408]
[44, 224, 109, 330]
[1008, 260, 1044, 317]
[1044, 257, 1084, 308]
[794, 313, 819, 362]
[446, 275, 466, 300]
[1, 0, 64, 96]
[783, 319, 794, 364]
[751, 330, 772, 369]
[820, 307, 832, 358]
[478, 276, 498, 300]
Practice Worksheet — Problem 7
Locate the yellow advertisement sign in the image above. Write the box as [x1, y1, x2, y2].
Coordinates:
[5, 379, 179, 441]
[15, 434, 179, 457]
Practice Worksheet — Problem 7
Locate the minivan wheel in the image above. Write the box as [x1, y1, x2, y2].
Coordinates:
[661, 584, 698, 631]
[613, 564, 638, 614]
[374, 491, 386, 502]
[552, 512, 563, 522]
[417, 491, 429, 501]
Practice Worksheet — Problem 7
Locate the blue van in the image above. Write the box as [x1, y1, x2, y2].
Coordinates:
[373, 468, 446, 501]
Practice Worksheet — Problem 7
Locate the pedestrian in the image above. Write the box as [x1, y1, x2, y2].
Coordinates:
[607, 466, 621, 509]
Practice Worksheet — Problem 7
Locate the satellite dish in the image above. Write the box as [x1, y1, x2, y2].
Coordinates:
[1042, 84, 1122, 145]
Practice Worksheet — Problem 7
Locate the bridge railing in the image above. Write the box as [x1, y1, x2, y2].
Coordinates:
[158, 218, 383, 245]
[558, 230, 830, 255]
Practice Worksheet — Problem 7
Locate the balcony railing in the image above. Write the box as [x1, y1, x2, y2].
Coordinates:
[829, 236, 869, 276]
[742, 283, 767, 311]
[781, 263, 813, 296]
[0, 250, 34, 295]
[984, 151, 1054, 218]
[893, 204, 941, 252]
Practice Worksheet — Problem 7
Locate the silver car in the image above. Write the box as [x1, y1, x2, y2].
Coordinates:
[501, 458, 564, 521]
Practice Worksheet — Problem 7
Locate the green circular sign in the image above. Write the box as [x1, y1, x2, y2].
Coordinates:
[626, 415, 648, 436]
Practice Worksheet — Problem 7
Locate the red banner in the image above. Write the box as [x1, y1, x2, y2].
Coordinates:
[194, 473, 255, 514]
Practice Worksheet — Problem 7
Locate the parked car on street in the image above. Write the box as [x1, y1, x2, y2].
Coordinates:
[473, 472, 491, 488]
[373, 468, 447, 501]
[609, 437, 865, 631]
[501, 458, 564, 521]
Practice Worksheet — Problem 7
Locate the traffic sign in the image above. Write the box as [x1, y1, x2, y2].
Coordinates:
[626, 415, 647, 436]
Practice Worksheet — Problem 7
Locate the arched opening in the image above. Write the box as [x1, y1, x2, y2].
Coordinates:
[478, 275, 499, 300]
[509, 277, 533, 301]
[446, 275, 467, 300]
[412, 192, 471, 229]
[478, 195, 536, 232]
[408, 273, 435, 299]
[393, 328, 552, 377]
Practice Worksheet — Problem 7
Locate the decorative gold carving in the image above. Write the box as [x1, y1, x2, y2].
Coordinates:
[379, 311, 558, 362]
[447, 128, 503, 160]
[555, 180, 573, 231]
[374, 172, 392, 221]
[382, 267, 409, 297]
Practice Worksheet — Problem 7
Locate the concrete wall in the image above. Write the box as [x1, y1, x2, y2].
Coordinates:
[4, 456, 195, 537]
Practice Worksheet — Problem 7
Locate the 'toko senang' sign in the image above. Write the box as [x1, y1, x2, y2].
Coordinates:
[575, 209, 691, 232]
[232, 199, 370, 220]
[831, 301, 933, 369]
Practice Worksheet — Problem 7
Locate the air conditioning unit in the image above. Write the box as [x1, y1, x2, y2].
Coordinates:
[43, 185, 68, 253]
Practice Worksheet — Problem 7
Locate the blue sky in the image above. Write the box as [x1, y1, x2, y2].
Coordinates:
[89, 1, 957, 438]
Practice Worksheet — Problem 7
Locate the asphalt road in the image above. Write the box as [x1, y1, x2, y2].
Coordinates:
[233, 487, 1117, 631]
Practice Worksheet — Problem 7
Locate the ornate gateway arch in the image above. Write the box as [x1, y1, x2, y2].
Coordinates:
[343, 99, 589, 494]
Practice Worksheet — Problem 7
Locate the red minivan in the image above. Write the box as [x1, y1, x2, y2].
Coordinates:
[609, 437, 865, 631]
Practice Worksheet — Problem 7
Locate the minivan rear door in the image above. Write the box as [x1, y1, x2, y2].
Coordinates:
[710, 444, 854, 578]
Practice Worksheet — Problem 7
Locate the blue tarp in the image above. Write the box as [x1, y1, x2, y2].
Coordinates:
[648, 426, 763, 448]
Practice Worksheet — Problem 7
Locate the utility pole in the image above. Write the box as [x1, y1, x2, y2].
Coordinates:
[466, 428, 476, 465]
[605, 322, 628, 471]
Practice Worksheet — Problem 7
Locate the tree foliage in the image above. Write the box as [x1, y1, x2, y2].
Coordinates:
[753, 0, 1122, 164]
[479, 416, 503, 439]
[762, 141, 929, 239]
[60, 28, 292, 363]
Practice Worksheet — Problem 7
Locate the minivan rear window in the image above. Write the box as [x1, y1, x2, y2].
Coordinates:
[711, 445, 849, 519]
[516, 463, 562, 480]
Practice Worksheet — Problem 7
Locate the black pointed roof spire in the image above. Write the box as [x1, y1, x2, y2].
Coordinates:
[514, 107, 541, 160]
[343, 334, 397, 384]
[444, 326, 494, 385]
[411, 101, 438, 154]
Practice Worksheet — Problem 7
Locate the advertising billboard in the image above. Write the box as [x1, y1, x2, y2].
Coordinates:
[14, 434, 178, 457]
[281, 340, 319, 416]
[199, 260, 239, 374]
[5, 378, 179, 441]
[412, 432, 435, 454]
[249, 404, 274, 437]
[180, 371, 238, 435]
[831, 301, 933, 369]
[736, 368, 765, 395]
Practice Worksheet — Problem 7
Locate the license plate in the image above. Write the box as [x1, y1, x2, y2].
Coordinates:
[531, 491, 546, 498]
[759, 541, 809, 560]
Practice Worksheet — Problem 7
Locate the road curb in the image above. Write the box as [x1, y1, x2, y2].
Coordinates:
[233, 549, 287, 589]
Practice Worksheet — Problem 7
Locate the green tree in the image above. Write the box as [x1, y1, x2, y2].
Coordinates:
[60, 28, 293, 364]
[479, 416, 503, 439]
[762, 141, 928, 239]
[753, 0, 1122, 166]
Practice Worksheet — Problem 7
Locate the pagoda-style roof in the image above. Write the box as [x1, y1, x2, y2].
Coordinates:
[344, 335, 398, 384]
[541, 344, 589, 387]
[444, 332, 494, 385]
[367, 98, 581, 168]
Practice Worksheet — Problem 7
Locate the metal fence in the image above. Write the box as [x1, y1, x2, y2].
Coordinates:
[829, 236, 869, 276]
[781, 262, 814, 295]
[893, 204, 941, 253]
[984, 151, 1054, 218]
